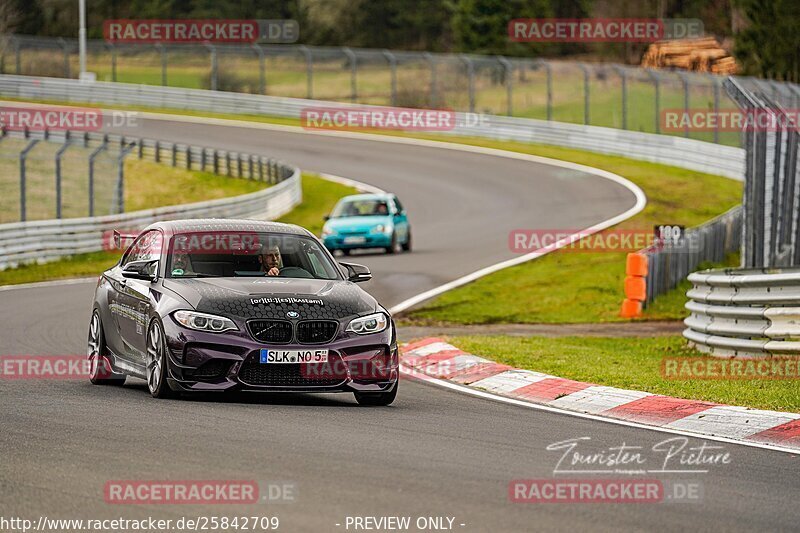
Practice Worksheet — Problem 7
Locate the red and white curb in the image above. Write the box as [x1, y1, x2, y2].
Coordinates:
[401, 338, 800, 452]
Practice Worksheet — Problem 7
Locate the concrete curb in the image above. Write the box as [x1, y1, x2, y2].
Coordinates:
[401, 338, 800, 451]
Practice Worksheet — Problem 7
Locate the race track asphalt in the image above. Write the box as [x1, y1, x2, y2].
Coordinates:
[1, 116, 797, 532]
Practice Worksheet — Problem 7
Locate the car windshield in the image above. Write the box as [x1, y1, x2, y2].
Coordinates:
[166, 232, 341, 280]
[330, 199, 390, 217]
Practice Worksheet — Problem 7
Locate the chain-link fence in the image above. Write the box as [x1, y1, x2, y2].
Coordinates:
[0, 130, 130, 223]
[1, 34, 742, 146]
[725, 77, 800, 268]
[0, 127, 294, 225]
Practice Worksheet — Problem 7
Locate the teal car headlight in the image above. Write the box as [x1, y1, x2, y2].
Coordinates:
[374, 224, 393, 234]
[346, 312, 389, 335]
[322, 226, 335, 236]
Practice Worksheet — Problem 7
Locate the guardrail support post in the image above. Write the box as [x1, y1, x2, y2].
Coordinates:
[156, 44, 167, 86]
[542, 61, 552, 121]
[647, 70, 660, 134]
[299, 46, 313, 99]
[579, 63, 590, 125]
[423, 52, 437, 108]
[713, 78, 721, 144]
[109, 43, 117, 82]
[614, 66, 627, 129]
[186, 145, 191, 170]
[171, 143, 177, 166]
[19, 139, 40, 222]
[154, 140, 160, 162]
[54, 139, 73, 219]
[460, 55, 475, 113]
[679, 72, 690, 138]
[497, 56, 513, 116]
[206, 44, 217, 91]
[58, 37, 70, 78]
[115, 142, 136, 214]
[382, 50, 397, 106]
[88, 140, 108, 217]
[252, 44, 265, 95]
[14, 38, 21, 74]
[342, 47, 357, 103]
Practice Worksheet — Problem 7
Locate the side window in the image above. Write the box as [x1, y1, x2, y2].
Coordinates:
[393, 197, 404, 214]
[120, 231, 163, 268]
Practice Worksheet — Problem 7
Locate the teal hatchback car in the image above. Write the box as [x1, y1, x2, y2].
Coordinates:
[321, 193, 412, 255]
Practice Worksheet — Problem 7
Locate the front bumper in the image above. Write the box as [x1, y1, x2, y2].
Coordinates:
[162, 317, 398, 393]
[323, 233, 393, 250]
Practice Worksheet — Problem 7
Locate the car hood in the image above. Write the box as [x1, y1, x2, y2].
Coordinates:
[324, 215, 392, 232]
[162, 277, 379, 321]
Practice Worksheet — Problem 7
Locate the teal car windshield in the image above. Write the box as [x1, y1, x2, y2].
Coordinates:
[331, 199, 390, 217]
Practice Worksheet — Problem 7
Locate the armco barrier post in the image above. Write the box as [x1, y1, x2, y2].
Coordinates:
[620, 253, 648, 318]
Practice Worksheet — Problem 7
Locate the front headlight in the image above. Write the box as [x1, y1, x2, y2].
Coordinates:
[173, 310, 238, 333]
[374, 224, 392, 234]
[322, 226, 334, 236]
[346, 312, 389, 335]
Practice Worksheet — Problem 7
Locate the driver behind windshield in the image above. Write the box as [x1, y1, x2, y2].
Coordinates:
[170, 250, 196, 277]
[258, 244, 282, 276]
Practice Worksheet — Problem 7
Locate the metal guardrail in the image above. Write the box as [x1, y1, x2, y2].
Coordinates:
[0, 129, 300, 269]
[724, 77, 800, 268]
[0, 75, 746, 180]
[642, 206, 743, 306]
[683, 267, 800, 358]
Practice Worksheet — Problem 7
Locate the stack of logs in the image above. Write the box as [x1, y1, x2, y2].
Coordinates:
[641, 37, 738, 74]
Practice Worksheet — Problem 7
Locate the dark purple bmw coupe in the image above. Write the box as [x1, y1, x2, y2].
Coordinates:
[87, 219, 398, 405]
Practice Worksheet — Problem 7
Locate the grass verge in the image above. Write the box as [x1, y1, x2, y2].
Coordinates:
[448, 335, 800, 412]
[0, 174, 358, 286]
[400, 139, 741, 324]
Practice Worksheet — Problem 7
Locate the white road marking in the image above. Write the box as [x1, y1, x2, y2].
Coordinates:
[400, 365, 800, 455]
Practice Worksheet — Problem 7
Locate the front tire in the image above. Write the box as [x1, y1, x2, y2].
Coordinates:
[385, 233, 400, 255]
[401, 229, 412, 252]
[87, 311, 126, 386]
[354, 381, 398, 406]
[146, 320, 176, 399]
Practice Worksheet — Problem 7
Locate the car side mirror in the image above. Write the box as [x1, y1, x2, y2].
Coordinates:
[323, 215, 330, 221]
[340, 261, 372, 283]
[122, 260, 157, 281]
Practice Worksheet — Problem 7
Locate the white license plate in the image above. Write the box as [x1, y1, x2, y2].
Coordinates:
[260, 348, 329, 364]
[343, 236, 366, 244]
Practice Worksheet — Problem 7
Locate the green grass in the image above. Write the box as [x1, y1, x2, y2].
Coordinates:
[0, 174, 358, 286]
[449, 335, 800, 412]
[401, 138, 742, 324]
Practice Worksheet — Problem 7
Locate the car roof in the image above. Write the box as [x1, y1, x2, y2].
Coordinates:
[338, 193, 394, 202]
[142, 219, 314, 237]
